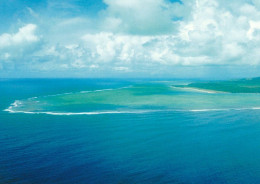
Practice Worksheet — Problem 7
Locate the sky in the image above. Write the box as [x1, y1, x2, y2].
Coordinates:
[1, 0, 260, 79]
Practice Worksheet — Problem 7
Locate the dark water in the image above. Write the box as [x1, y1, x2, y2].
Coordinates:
[1, 79, 260, 184]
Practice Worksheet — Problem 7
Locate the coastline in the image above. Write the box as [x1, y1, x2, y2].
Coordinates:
[171, 86, 226, 94]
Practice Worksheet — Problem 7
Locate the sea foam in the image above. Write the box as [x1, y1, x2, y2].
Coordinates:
[4, 107, 260, 116]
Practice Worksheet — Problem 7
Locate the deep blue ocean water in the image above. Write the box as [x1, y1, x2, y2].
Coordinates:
[1, 79, 260, 184]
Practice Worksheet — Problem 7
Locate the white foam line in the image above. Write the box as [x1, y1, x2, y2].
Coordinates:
[44, 110, 155, 115]
[12, 100, 21, 107]
[80, 88, 114, 94]
[189, 107, 260, 112]
[189, 109, 227, 112]
[3, 109, 161, 115]
[80, 86, 132, 94]
[4, 107, 260, 116]
[171, 86, 226, 94]
[4, 100, 23, 113]
[43, 88, 115, 97]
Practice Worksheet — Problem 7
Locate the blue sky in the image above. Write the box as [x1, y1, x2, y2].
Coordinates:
[1, 0, 260, 78]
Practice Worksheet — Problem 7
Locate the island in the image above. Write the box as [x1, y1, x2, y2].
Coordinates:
[173, 77, 260, 93]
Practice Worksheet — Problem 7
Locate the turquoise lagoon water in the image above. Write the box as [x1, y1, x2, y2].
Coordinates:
[1, 79, 260, 183]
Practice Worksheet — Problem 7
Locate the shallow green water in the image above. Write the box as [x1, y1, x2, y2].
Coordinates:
[6, 83, 260, 115]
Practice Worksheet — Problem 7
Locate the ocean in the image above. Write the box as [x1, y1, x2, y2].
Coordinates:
[1, 78, 260, 184]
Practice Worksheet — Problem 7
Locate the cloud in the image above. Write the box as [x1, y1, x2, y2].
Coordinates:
[0, 24, 40, 71]
[81, 32, 151, 63]
[100, 0, 183, 35]
[79, 0, 260, 68]
[0, 24, 38, 48]
[2, 0, 260, 78]
[113, 66, 130, 72]
[247, 20, 260, 40]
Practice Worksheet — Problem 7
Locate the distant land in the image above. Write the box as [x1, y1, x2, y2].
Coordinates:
[173, 77, 260, 93]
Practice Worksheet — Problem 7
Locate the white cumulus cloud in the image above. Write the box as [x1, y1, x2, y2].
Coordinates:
[2, 0, 260, 78]
[0, 24, 40, 70]
[0, 24, 38, 48]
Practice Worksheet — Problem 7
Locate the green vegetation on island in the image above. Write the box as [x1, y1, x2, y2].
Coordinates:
[174, 77, 260, 93]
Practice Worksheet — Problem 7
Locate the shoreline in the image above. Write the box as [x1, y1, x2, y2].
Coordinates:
[171, 86, 226, 94]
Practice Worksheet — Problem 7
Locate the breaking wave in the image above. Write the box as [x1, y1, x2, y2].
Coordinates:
[4, 104, 260, 116]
